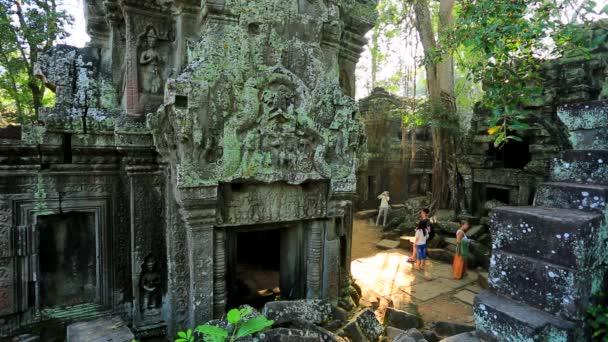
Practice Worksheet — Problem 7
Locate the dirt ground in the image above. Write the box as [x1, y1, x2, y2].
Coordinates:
[351, 218, 479, 328]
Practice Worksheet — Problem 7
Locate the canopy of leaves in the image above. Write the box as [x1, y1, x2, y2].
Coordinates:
[0, 0, 71, 124]
[449, 0, 606, 146]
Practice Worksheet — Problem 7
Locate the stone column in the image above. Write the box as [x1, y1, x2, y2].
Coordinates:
[126, 165, 164, 326]
[175, 185, 217, 325]
[213, 228, 226, 318]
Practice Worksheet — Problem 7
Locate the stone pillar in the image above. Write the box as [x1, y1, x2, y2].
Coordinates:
[175, 185, 217, 325]
[126, 165, 165, 327]
[306, 220, 324, 300]
[213, 228, 226, 318]
[123, 12, 140, 117]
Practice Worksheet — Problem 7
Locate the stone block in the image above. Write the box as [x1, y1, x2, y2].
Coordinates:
[557, 101, 608, 131]
[386, 326, 406, 340]
[433, 209, 456, 222]
[465, 225, 485, 239]
[432, 322, 475, 337]
[342, 309, 384, 342]
[263, 300, 332, 325]
[393, 328, 425, 342]
[489, 250, 595, 320]
[534, 182, 608, 212]
[384, 307, 421, 330]
[376, 239, 400, 249]
[477, 272, 488, 289]
[550, 150, 608, 185]
[399, 236, 415, 250]
[66, 316, 134, 342]
[438, 332, 480, 342]
[489, 206, 603, 269]
[422, 330, 440, 342]
[426, 248, 454, 263]
[453, 290, 476, 306]
[438, 222, 460, 234]
[474, 292, 577, 341]
[261, 328, 319, 342]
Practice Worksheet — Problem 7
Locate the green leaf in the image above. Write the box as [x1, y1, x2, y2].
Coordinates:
[227, 308, 242, 324]
[239, 306, 253, 318]
[178, 331, 187, 339]
[506, 135, 523, 142]
[195, 324, 229, 339]
[235, 317, 274, 338]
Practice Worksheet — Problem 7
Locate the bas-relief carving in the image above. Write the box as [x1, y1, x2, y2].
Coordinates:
[139, 26, 164, 95]
[218, 183, 328, 226]
[140, 254, 162, 316]
[149, 0, 368, 187]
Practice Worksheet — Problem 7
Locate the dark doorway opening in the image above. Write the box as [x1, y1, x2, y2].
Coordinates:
[227, 226, 305, 309]
[485, 186, 510, 204]
[37, 212, 96, 308]
[486, 134, 532, 169]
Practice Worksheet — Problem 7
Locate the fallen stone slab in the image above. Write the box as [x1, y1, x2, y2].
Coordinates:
[432, 321, 475, 337]
[422, 330, 440, 342]
[383, 307, 421, 330]
[438, 331, 480, 342]
[438, 221, 460, 234]
[356, 209, 379, 220]
[260, 328, 319, 342]
[263, 300, 332, 325]
[399, 236, 415, 249]
[426, 248, 454, 263]
[386, 326, 406, 340]
[376, 239, 400, 249]
[465, 225, 485, 239]
[453, 290, 476, 306]
[291, 319, 348, 342]
[474, 292, 576, 341]
[66, 316, 134, 342]
[342, 308, 384, 342]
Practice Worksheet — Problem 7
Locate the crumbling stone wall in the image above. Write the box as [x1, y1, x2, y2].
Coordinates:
[0, 0, 377, 339]
[357, 88, 432, 209]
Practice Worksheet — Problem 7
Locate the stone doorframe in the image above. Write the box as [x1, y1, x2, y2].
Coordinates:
[12, 195, 113, 313]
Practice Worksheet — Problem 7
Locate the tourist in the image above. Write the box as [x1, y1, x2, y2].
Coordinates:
[376, 191, 390, 227]
[453, 220, 470, 280]
[409, 208, 432, 263]
[414, 215, 429, 269]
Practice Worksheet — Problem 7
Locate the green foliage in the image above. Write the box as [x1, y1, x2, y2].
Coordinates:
[448, 0, 602, 146]
[0, 0, 71, 124]
[588, 294, 608, 341]
[176, 307, 274, 342]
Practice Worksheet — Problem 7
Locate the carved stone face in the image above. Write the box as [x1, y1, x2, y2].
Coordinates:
[146, 29, 158, 49]
[263, 84, 294, 116]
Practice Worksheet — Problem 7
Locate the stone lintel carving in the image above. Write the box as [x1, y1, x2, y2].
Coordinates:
[217, 182, 328, 226]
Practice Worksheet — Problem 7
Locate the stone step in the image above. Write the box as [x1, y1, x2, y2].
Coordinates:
[490, 206, 604, 269]
[474, 292, 578, 341]
[550, 150, 608, 185]
[557, 101, 608, 150]
[534, 182, 608, 212]
[488, 250, 592, 321]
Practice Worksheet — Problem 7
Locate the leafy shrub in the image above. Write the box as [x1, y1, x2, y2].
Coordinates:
[587, 293, 608, 341]
[176, 307, 274, 342]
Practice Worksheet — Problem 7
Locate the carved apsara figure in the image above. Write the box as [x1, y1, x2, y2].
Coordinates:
[140, 254, 161, 312]
[139, 27, 163, 94]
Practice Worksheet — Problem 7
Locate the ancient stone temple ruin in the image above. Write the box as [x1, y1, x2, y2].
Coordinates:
[474, 23, 608, 341]
[0, 0, 376, 339]
[356, 88, 432, 209]
[460, 22, 608, 224]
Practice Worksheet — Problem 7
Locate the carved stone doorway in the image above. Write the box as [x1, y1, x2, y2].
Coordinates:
[226, 224, 306, 309]
[37, 213, 97, 308]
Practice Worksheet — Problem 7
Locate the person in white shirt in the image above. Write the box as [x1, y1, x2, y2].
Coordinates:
[376, 191, 390, 227]
[415, 223, 428, 269]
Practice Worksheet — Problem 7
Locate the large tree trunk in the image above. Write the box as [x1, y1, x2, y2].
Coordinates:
[413, 0, 459, 211]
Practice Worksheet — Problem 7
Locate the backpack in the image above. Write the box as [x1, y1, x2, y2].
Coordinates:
[426, 219, 439, 241]
[428, 224, 436, 240]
